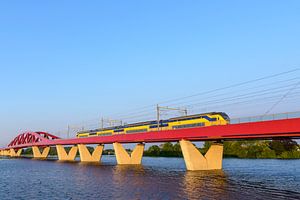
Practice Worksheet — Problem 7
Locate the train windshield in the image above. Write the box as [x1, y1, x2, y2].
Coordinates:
[220, 112, 230, 121]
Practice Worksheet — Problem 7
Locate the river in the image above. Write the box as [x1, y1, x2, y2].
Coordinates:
[0, 156, 299, 199]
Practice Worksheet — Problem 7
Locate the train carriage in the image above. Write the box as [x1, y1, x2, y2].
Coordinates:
[77, 112, 230, 138]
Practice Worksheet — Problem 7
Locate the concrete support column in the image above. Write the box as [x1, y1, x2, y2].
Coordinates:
[179, 140, 223, 171]
[3, 150, 8, 156]
[113, 142, 144, 165]
[78, 144, 104, 162]
[3, 150, 9, 156]
[16, 149, 22, 157]
[9, 149, 14, 157]
[9, 149, 22, 157]
[32, 146, 50, 159]
[56, 145, 78, 161]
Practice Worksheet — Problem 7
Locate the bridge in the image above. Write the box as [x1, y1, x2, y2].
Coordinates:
[1, 112, 300, 171]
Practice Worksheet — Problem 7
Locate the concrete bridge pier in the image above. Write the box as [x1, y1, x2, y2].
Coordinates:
[56, 145, 78, 161]
[1, 150, 9, 157]
[32, 146, 50, 159]
[179, 140, 223, 171]
[78, 144, 104, 162]
[113, 142, 145, 165]
[9, 148, 22, 157]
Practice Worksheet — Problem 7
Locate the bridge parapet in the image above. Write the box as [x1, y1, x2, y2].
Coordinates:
[231, 111, 300, 124]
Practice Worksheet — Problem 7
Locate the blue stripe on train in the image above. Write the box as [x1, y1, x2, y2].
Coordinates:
[202, 116, 217, 121]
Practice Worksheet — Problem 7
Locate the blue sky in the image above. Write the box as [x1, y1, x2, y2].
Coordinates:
[0, 1, 300, 145]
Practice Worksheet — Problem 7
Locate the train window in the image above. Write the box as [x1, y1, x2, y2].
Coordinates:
[114, 129, 124, 133]
[150, 123, 169, 128]
[172, 123, 205, 129]
[98, 132, 113, 136]
[78, 135, 88, 138]
[126, 129, 148, 134]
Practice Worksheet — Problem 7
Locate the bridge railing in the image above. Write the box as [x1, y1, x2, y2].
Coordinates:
[230, 111, 300, 124]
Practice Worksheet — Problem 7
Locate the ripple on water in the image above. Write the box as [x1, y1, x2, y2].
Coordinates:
[0, 157, 299, 200]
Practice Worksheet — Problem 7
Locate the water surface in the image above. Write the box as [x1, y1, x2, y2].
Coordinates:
[0, 156, 299, 199]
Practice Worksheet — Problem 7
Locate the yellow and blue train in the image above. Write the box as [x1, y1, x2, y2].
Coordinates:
[76, 112, 230, 138]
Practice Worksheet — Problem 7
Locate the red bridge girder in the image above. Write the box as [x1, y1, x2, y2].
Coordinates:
[2, 118, 300, 150]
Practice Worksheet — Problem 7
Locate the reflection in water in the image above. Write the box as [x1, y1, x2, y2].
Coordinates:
[112, 165, 147, 200]
[0, 157, 300, 199]
[183, 170, 228, 200]
[113, 164, 146, 175]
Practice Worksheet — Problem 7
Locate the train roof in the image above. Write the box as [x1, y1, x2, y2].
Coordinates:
[169, 112, 229, 121]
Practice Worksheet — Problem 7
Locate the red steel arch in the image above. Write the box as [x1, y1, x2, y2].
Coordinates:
[8, 132, 60, 148]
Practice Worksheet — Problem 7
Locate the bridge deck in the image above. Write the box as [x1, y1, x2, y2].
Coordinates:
[3, 118, 300, 150]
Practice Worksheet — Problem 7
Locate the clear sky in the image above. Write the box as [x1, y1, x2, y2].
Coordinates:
[0, 1, 300, 146]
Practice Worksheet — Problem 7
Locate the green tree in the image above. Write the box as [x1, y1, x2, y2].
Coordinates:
[146, 145, 160, 157]
[203, 141, 213, 152]
[160, 142, 174, 157]
[161, 142, 173, 151]
[173, 143, 182, 157]
[269, 139, 298, 155]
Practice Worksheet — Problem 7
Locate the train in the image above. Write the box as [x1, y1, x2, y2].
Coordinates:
[76, 112, 230, 138]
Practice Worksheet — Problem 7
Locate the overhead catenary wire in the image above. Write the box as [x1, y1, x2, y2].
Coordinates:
[110, 76, 300, 120]
[264, 81, 300, 115]
[182, 85, 300, 109]
[190, 91, 300, 113]
[65, 68, 300, 133]
[79, 88, 300, 129]
[164, 77, 300, 108]
[190, 96, 300, 120]
[155, 68, 300, 105]
[106, 68, 300, 118]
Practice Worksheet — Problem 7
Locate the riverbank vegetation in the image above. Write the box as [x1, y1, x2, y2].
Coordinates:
[144, 139, 300, 159]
